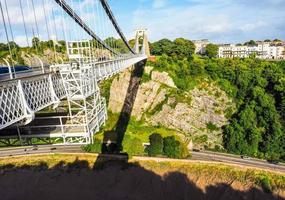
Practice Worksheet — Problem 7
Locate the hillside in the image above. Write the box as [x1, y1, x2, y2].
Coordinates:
[97, 51, 285, 161]
[107, 67, 234, 150]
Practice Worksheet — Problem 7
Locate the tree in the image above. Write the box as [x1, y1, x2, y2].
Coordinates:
[0, 43, 8, 51]
[150, 39, 174, 55]
[32, 37, 40, 49]
[150, 38, 195, 59]
[172, 38, 195, 59]
[244, 40, 257, 46]
[205, 43, 218, 58]
[147, 133, 163, 156]
[163, 136, 189, 158]
[128, 39, 135, 48]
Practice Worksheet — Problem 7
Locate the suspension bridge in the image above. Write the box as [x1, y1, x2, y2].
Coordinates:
[0, 0, 150, 145]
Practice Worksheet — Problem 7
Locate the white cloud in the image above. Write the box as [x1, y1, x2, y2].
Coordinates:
[130, 0, 285, 43]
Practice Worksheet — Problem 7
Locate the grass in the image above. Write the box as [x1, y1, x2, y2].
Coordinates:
[139, 160, 285, 193]
[0, 154, 284, 192]
[95, 112, 182, 143]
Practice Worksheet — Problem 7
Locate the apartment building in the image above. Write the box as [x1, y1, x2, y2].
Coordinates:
[218, 42, 285, 60]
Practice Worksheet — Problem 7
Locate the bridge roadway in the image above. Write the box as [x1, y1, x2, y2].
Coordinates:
[0, 145, 284, 173]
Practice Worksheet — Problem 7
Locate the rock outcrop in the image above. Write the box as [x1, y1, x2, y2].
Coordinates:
[108, 67, 234, 148]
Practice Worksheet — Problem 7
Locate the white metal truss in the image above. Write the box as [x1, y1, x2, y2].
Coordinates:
[0, 74, 64, 130]
[0, 0, 149, 146]
[0, 34, 148, 144]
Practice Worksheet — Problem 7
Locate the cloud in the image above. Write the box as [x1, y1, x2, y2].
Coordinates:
[0, 0, 120, 45]
[129, 0, 285, 43]
[1, 0, 285, 45]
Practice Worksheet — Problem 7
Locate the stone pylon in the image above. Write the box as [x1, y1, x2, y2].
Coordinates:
[134, 29, 150, 57]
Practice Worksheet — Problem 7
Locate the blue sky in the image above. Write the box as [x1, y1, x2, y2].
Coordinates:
[0, 0, 284, 45]
[109, 0, 285, 43]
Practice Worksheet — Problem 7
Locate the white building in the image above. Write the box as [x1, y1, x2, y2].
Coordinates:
[193, 39, 210, 55]
[218, 42, 285, 60]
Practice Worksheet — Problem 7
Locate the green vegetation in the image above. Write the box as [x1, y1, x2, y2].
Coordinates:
[205, 43, 218, 58]
[206, 122, 219, 132]
[145, 133, 189, 159]
[163, 136, 189, 158]
[83, 112, 182, 156]
[149, 40, 285, 161]
[147, 133, 164, 156]
[0, 38, 67, 66]
[260, 176, 273, 193]
[151, 38, 195, 60]
[99, 76, 115, 104]
[193, 135, 208, 144]
[82, 139, 102, 153]
[105, 37, 130, 54]
[244, 40, 257, 46]
[122, 135, 144, 156]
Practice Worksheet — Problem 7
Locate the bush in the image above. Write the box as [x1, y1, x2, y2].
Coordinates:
[163, 136, 189, 159]
[82, 139, 102, 153]
[206, 122, 219, 132]
[148, 133, 163, 156]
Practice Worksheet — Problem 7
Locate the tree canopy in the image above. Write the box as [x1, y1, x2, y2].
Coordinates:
[148, 43, 285, 161]
[205, 44, 218, 58]
[150, 38, 195, 59]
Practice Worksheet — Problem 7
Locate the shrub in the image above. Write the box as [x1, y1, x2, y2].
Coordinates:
[163, 136, 189, 159]
[148, 133, 163, 156]
[206, 122, 219, 132]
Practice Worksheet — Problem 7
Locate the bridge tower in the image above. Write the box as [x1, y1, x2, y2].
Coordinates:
[134, 29, 150, 57]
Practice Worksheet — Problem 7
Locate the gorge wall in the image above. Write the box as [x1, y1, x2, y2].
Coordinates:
[108, 66, 235, 149]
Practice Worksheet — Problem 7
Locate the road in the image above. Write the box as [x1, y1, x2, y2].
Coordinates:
[0, 145, 284, 173]
[190, 151, 285, 173]
[0, 145, 83, 157]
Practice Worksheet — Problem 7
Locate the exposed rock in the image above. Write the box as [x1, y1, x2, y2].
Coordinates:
[151, 71, 176, 88]
[108, 69, 132, 114]
[144, 66, 153, 75]
[108, 68, 234, 148]
[108, 69, 167, 120]
[150, 85, 233, 147]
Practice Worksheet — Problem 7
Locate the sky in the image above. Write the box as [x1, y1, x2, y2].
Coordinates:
[109, 0, 285, 43]
[0, 0, 284, 45]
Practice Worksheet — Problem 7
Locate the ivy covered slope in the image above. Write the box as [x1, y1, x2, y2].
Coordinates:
[99, 38, 285, 161]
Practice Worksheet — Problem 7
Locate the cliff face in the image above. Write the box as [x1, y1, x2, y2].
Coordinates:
[108, 66, 234, 149]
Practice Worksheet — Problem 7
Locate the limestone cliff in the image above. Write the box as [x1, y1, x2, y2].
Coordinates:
[108, 66, 235, 149]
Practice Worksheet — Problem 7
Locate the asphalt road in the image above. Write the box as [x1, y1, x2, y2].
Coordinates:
[0, 145, 284, 173]
[0, 145, 83, 157]
[191, 151, 285, 173]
